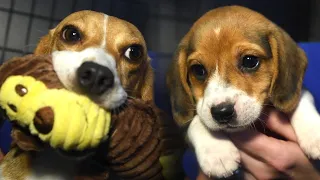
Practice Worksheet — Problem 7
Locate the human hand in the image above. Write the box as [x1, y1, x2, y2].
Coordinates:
[197, 108, 320, 180]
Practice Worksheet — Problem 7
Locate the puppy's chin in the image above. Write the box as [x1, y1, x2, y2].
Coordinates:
[96, 88, 128, 110]
[220, 124, 252, 132]
[196, 114, 251, 132]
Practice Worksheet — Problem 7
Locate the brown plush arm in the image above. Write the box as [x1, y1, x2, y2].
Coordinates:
[90, 99, 185, 180]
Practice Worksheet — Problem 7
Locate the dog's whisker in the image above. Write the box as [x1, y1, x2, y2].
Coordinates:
[180, 117, 194, 127]
[219, 158, 227, 176]
[260, 112, 271, 119]
[127, 95, 138, 100]
[249, 123, 254, 130]
[186, 102, 196, 108]
[257, 117, 267, 133]
[252, 121, 257, 131]
[200, 100, 205, 114]
[187, 108, 197, 111]
[35, 28, 47, 34]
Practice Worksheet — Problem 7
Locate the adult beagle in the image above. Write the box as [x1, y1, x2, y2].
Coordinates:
[167, 5, 320, 178]
[0, 10, 154, 180]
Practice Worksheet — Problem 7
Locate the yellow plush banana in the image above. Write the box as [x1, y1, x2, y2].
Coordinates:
[0, 75, 111, 151]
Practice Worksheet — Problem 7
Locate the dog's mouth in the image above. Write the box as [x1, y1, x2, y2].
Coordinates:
[221, 124, 250, 132]
[111, 98, 129, 115]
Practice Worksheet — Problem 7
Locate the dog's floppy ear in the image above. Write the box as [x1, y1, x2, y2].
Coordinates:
[34, 29, 54, 55]
[166, 44, 195, 127]
[268, 26, 308, 113]
[140, 56, 154, 102]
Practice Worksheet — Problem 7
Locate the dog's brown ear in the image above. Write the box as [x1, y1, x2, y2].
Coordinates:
[34, 29, 54, 55]
[140, 56, 154, 102]
[268, 26, 308, 113]
[166, 45, 195, 127]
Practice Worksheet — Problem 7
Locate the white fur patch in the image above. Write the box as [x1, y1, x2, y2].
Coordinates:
[100, 15, 108, 48]
[52, 48, 127, 110]
[197, 72, 261, 131]
[291, 90, 320, 159]
[187, 115, 240, 178]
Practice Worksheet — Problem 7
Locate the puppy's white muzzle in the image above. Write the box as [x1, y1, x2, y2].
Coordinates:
[52, 48, 127, 110]
[196, 75, 262, 131]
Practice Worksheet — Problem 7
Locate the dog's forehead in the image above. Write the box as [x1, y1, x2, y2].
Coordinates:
[56, 11, 142, 36]
[57, 10, 104, 28]
[190, 18, 272, 61]
[105, 16, 147, 52]
[107, 16, 145, 41]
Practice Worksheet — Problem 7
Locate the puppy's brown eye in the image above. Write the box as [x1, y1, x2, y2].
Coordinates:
[124, 45, 143, 61]
[190, 64, 207, 81]
[240, 55, 260, 72]
[61, 25, 81, 43]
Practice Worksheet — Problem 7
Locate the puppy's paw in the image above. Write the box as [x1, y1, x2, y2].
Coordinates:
[196, 142, 240, 178]
[291, 90, 320, 159]
[299, 130, 320, 159]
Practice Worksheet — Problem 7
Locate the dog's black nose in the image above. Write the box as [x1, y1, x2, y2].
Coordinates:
[77, 62, 114, 95]
[211, 103, 235, 124]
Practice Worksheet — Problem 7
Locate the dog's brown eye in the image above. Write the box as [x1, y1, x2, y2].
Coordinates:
[240, 55, 260, 72]
[190, 64, 207, 81]
[61, 25, 81, 43]
[124, 45, 143, 61]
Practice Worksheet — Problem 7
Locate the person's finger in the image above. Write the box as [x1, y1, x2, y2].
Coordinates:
[229, 130, 297, 171]
[243, 171, 256, 180]
[240, 150, 288, 180]
[262, 109, 297, 142]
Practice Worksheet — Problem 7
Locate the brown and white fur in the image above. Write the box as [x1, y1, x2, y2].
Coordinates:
[167, 5, 320, 178]
[0, 10, 153, 180]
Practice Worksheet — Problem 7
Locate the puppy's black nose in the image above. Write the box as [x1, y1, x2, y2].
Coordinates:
[77, 62, 114, 95]
[211, 103, 235, 124]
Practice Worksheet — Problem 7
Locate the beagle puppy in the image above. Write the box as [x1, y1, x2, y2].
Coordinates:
[0, 10, 153, 180]
[167, 5, 320, 178]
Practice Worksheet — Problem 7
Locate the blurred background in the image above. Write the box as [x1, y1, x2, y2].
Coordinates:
[1, 1, 320, 176]
[0, 0, 319, 112]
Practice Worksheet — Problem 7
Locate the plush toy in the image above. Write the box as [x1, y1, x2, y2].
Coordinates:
[0, 55, 112, 151]
[0, 55, 185, 180]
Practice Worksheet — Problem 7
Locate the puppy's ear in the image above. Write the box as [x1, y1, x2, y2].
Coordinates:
[34, 29, 54, 55]
[166, 45, 194, 127]
[268, 27, 307, 113]
[140, 56, 154, 102]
